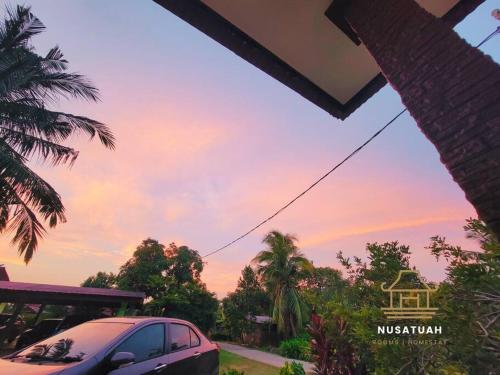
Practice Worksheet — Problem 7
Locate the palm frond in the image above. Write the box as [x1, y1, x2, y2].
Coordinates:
[0, 127, 79, 165]
[0, 139, 66, 226]
[32, 72, 100, 102]
[0, 48, 41, 98]
[10, 201, 45, 263]
[0, 5, 114, 262]
[0, 200, 9, 231]
[42, 46, 68, 72]
[57, 113, 115, 149]
[0, 103, 115, 149]
[0, 6, 44, 52]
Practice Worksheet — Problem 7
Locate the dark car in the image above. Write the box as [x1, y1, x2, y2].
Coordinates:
[15, 315, 95, 350]
[1, 317, 219, 375]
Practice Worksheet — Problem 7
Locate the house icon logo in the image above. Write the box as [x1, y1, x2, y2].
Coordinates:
[381, 270, 438, 320]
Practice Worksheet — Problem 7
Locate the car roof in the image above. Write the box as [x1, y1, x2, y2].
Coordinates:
[88, 316, 195, 326]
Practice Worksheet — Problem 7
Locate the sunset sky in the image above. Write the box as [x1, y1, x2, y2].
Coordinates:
[1, 0, 498, 297]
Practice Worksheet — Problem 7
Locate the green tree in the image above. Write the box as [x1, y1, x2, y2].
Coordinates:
[165, 243, 203, 286]
[81, 271, 116, 289]
[253, 231, 313, 338]
[148, 243, 217, 331]
[148, 280, 218, 332]
[117, 238, 168, 298]
[300, 267, 346, 313]
[0, 6, 115, 263]
[337, 242, 411, 309]
[222, 265, 270, 340]
[96, 238, 218, 331]
[427, 218, 499, 373]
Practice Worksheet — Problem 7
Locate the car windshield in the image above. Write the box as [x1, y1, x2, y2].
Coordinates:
[14, 322, 132, 363]
[35, 320, 61, 331]
[58, 316, 89, 331]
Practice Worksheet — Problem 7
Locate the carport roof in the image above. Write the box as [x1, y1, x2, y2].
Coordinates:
[0, 281, 145, 308]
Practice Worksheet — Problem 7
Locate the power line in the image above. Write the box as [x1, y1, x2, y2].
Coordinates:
[202, 28, 499, 258]
[202, 108, 407, 259]
[476, 26, 499, 48]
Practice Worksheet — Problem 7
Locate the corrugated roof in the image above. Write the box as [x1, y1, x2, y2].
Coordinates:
[0, 281, 144, 298]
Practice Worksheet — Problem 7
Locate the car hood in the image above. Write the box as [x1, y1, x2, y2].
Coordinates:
[0, 359, 64, 375]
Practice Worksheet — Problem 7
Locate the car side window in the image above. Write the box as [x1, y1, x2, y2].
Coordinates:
[170, 324, 191, 352]
[113, 323, 164, 363]
[190, 328, 200, 347]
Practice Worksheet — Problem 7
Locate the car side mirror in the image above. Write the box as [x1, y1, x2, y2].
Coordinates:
[110, 352, 135, 368]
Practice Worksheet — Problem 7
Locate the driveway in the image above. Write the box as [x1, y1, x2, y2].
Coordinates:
[218, 342, 315, 373]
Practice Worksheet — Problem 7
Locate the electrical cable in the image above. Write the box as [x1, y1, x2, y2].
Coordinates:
[201, 27, 499, 258]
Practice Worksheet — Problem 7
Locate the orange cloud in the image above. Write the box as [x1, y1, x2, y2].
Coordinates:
[299, 215, 466, 249]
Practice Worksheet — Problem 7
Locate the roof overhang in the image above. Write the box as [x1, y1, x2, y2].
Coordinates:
[0, 281, 145, 308]
[155, 0, 483, 119]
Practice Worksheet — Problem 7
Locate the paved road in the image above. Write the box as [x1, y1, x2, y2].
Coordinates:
[218, 342, 315, 373]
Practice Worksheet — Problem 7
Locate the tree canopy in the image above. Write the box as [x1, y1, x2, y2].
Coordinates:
[84, 238, 218, 332]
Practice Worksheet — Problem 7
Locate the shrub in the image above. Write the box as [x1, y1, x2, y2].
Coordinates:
[279, 361, 306, 375]
[279, 336, 312, 361]
[222, 369, 245, 375]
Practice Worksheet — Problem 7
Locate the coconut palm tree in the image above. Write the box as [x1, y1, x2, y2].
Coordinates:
[252, 230, 313, 338]
[0, 5, 115, 263]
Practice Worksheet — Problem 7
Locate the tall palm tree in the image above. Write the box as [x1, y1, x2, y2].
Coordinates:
[0, 6, 115, 263]
[252, 230, 313, 338]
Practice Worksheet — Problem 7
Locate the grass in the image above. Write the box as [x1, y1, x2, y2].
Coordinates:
[219, 349, 279, 375]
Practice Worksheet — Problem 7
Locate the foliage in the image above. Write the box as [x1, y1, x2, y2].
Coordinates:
[253, 231, 313, 338]
[222, 265, 270, 340]
[300, 267, 346, 314]
[77, 222, 498, 373]
[117, 239, 168, 298]
[336, 241, 411, 310]
[147, 280, 218, 332]
[308, 313, 333, 375]
[0, 5, 114, 262]
[222, 369, 245, 375]
[426, 218, 499, 373]
[81, 271, 116, 289]
[164, 243, 203, 285]
[83, 238, 218, 332]
[301, 223, 499, 374]
[279, 361, 305, 375]
[279, 336, 312, 361]
[308, 310, 358, 375]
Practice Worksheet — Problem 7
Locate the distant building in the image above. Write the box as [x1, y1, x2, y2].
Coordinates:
[242, 314, 278, 346]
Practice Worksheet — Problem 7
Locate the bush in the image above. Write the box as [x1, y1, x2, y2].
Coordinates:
[279, 336, 312, 361]
[279, 361, 306, 375]
[222, 369, 245, 375]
